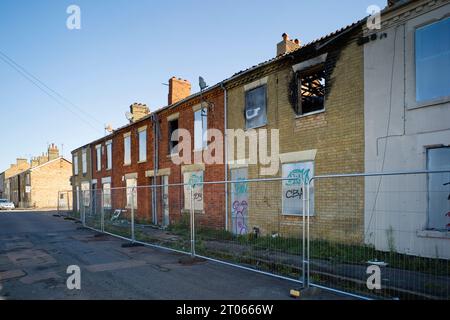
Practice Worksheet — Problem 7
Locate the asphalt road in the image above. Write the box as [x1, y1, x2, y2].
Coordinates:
[0, 211, 348, 300]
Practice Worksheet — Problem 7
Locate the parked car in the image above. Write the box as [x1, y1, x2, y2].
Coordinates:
[0, 199, 15, 210]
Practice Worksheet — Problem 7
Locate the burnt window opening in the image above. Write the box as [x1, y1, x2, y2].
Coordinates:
[290, 65, 326, 116]
[168, 118, 179, 154]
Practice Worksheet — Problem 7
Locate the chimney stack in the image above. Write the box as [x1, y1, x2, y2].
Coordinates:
[16, 158, 28, 166]
[48, 143, 59, 160]
[31, 157, 39, 168]
[129, 103, 150, 123]
[276, 33, 301, 56]
[168, 77, 191, 105]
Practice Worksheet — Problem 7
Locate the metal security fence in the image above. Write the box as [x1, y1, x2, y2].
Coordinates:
[309, 171, 450, 300]
[58, 170, 450, 300]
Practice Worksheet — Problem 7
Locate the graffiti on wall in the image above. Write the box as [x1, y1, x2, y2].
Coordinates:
[282, 162, 314, 215]
[231, 168, 249, 235]
[184, 171, 204, 211]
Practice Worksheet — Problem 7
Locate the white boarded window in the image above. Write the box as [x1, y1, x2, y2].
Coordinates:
[282, 161, 314, 215]
[81, 182, 90, 207]
[106, 141, 112, 170]
[82, 150, 87, 174]
[96, 145, 101, 171]
[126, 178, 137, 209]
[194, 108, 208, 150]
[103, 183, 111, 209]
[124, 134, 131, 165]
[73, 155, 79, 175]
[138, 129, 147, 162]
[183, 171, 203, 211]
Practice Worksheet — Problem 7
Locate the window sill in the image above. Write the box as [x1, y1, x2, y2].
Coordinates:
[407, 95, 450, 111]
[138, 160, 147, 164]
[123, 163, 131, 167]
[417, 229, 450, 239]
[245, 124, 267, 131]
[181, 209, 205, 215]
[282, 213, 315, 217]
[295, 109, 325, 119]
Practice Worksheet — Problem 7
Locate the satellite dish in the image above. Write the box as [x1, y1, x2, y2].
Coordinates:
[104, 124, 113, 133]
[199, 76, 208, 91]
[125, 111, 134, 122]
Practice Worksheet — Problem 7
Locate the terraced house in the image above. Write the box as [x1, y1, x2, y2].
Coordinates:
[69, 20, 367, 244]
[72, 77, 227, 229]
[224, 24, 365, 242]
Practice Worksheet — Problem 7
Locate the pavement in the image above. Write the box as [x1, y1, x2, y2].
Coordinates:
[0, 211, 351, 300]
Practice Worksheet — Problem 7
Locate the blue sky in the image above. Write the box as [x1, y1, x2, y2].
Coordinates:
[0, 0, 385, 170]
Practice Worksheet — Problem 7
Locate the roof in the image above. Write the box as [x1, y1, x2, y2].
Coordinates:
[6, 157, 72, 180]
[71, 17, 366, 152]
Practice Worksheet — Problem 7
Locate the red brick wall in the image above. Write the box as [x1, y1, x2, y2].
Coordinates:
[157, 87, 226, 228]
[93, 87, 226, 229]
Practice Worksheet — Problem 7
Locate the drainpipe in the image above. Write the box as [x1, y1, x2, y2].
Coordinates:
[151, 114, 159, 225]
[220, 82, 228, 231]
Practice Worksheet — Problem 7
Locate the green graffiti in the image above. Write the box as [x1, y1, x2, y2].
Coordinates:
[285, 168, 310, 186]
[188, 173, 203, 188]
[234, 178, 248, 194]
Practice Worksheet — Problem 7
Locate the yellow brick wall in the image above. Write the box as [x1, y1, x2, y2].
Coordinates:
[226, 39, 365, 244]
[30, 159, 72, 209]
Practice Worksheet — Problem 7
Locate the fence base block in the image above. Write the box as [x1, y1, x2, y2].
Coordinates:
[290, 287, 322, 299]
[121, 242, 144, 248]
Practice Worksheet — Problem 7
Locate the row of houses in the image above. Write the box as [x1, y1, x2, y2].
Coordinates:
[0, 144, 72, 209]
[71, 0, 450, 259]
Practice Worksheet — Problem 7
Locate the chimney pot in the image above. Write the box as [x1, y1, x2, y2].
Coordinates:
[277, 32, 301, 56]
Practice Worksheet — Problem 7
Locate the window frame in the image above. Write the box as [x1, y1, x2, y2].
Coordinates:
[73, 155, 79, 175]
[414, 16, 450, 105]
[194, 107, 208, 151]
[102, 182, 112, 209]
[244, 84, 268, 130]
[125, 178, 137, 209]
[426, 146, 450, 231]
[405, 10, 450, 110]
[281, 161, 315, 216]
[105, 141, 112, 170]
[168, 118, 179, 155]
[295, 64, 326, 117]
[95, 144, 102, 172]
[138, 128, 147, 163]
[82, 149, 87, 174]
[123, 134, 131, 165]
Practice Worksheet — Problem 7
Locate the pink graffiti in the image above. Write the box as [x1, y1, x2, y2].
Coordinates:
[233, 200, 248, 234]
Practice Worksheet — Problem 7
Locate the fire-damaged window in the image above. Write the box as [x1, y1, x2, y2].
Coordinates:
[245, 85, 267, 129]
[290, 65, 326, 116]
[168, 118, 179, 154]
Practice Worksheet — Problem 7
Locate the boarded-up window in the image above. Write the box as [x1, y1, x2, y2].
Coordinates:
[245, 85, 267, 129]
[427, 147, 450, 231]
[282, 161, 314, 215]
[184, 171, 203, 211]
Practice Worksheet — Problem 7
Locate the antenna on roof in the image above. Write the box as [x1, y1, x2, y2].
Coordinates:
[199, 76, 208, 91]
